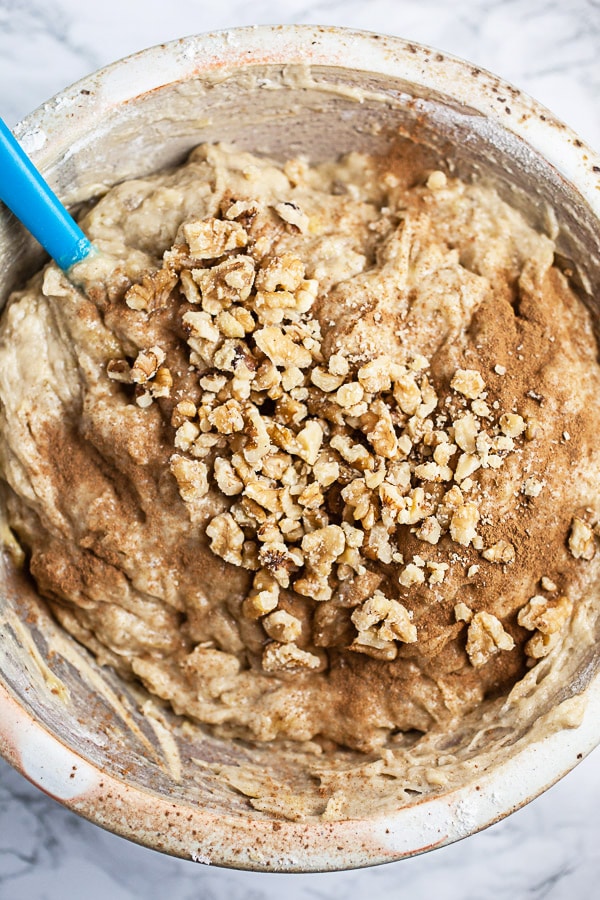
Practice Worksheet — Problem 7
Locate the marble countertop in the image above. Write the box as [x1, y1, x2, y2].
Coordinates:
[1, 0, 600, 897]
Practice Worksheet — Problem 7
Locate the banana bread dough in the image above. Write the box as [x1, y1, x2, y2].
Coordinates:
[1, 143, 599, 754]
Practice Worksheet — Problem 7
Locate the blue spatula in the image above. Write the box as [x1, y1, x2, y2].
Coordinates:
[0, 116, 96, 272]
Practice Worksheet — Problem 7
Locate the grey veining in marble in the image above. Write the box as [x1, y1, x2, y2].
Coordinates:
[1, 0, 599, 147]
[2, 750, 600, 899]
[1, 0, 600, 897]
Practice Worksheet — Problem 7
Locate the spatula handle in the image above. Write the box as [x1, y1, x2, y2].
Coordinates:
[0, 117, 94, 271]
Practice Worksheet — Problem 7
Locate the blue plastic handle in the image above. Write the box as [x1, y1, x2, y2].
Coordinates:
[0, 117, 95, 271]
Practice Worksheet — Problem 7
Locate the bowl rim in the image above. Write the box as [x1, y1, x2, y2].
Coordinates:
[2, 22, 600, 872]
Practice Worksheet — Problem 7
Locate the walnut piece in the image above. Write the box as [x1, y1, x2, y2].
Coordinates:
[348, 589, 417, 661]
[130, 346, 166, 384]
[451, 368, 485, 399]
[263, 609, 302, 643]
[454, 601, 473, 624]
[125, 268, 177, 312]
[183, 217, 248, 258]
[262, 641, 321, 671]
[482, 540, 515, 564]
[206, 512, 245, 566]
[568, 517, 596, 560]
[169, 455, 209, 524]
[517, 594, 573, 659]
[274, 202, 310, 233]
[466, 611, 515, 667]
[449, 502, 480, 547]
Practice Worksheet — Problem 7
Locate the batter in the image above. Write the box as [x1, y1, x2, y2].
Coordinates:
[0, 143, 598, 754]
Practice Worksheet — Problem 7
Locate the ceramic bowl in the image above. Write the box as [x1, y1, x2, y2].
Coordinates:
[1, 25, 600, 871]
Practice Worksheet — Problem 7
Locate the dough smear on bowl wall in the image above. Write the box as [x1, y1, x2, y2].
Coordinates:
[1, 25, 600, 870]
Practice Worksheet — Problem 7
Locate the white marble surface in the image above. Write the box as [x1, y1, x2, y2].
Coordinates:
[1, 0, 600, 897]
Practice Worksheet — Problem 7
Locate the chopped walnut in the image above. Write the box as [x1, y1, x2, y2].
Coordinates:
[256, 253, 305, 292]
[340, 478, 376, 528]
[471, 399, 491, 418]
[174, 420, 200, 452]
[313, 455, 340, 486]
[433, 441, 457, 467]
[216, 309, 246, 338]
[245, 480, 282, 514]
[243, 570, 280, 619]
[170, 455, 209, 523]
[449, 502, 479, 547]
[351, 591, 417, 656]
[151, 367, 173, 398]
[416, 516, 442, 545]
[378, 600, 417, 643]
[351, 591, 391, 631]
[183, 217, 248, 258]
[214, 457, 244, 496]
[206, 512, 245, 566]
[335, 382, 364, 409]
[466, 611, 515, 667]
[125, 268, 177, 312]
[183, 309, 220, 345]
[240, 410, 270, 467]
[499, 413, 526, 438]
[311, 367, 345, 392]
[393, 372, 421, 415]
[399, 563, 425, 587]
[522, 476, 544, 498]
[363, 522, 393, 564]
[454, 601, 473, 623]
[262, 641, 321, 671]
[518, 594, 572, 634]
[331, 435, 373, 471]
[523, 631, 561, 659]
[194, 256, 256, 311]
[297, 481, 323, 510]
[131, 346, 166, 384]
[414, 461, 453, 482]
[179, 269, 201, 304]
[134, 388, 151, 407]
[426, 170, 447, 190]
[209, 400, 245, 434]
[106, 358, 132, 384]
[365, 401, 397, 458]
[451, 368, 485, 399]
[254, 325, 313, 369]
[518, 592, 573, 659]
[482, 540, 515, 564]
[263, 609, 302, 643]
[258, 539, 300, 588]
[295, 420, 323, 465]
[349, 628, 398, 661]
[453, 413, 479, 453]
[274, 202, 310, 233]
[328, 353, 349, 377]
[357, 356, 392, 393]
[454, 452, 481, 483]
[568, 517, 596, 560]
[301, 525, 345, 577]
[427, 561, 449, 584]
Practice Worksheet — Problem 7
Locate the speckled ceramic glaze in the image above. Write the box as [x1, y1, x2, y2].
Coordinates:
[1, 25, 600, 872]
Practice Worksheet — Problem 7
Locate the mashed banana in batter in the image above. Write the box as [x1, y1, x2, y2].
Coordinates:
[1, 143, 599, 755]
